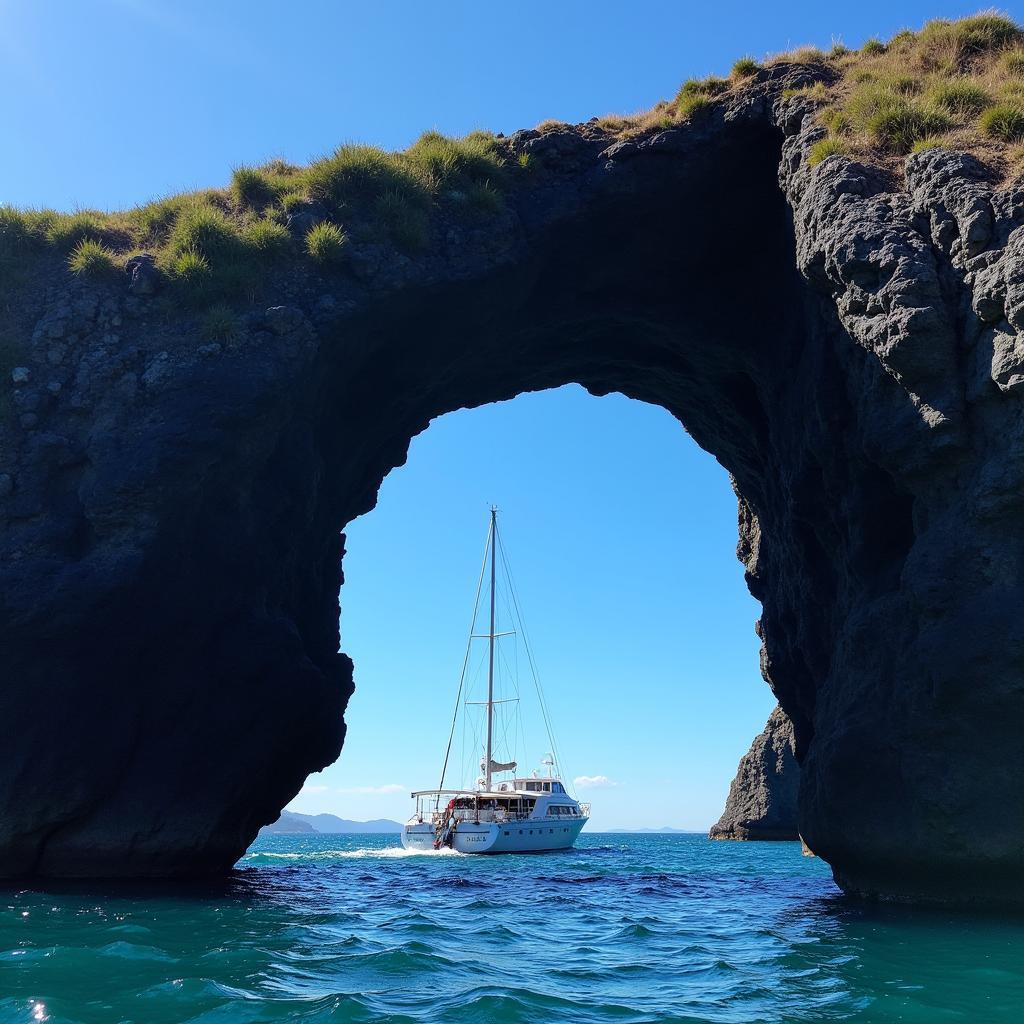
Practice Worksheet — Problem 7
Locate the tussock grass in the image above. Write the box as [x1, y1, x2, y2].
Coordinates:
[676, 77, 729, 119]
[47, 211, 109, 250]
[0, 126, 520, 298]
[304, 144, 429, 214]
[405, 131, 507, 191]
[231, 166, 278, 209]
[375, 190, 429, 250]
[0, 206, 41, 260]
[1002, 48, 1024, 74]
[795, 12, 1024, 173]
[242, 218, 290, 253]
[165, 248, 210, 284]
[463, 180, 503, 217]
[808, 137, 848, 165]
[166, 202, 243, 262]
[305, 222, 347, 263]
[980, 102, 1024, 140]
[12, 10, 1024, 301]
[731, 56, 760, 78]
[929, 79, 992, 114]
[201, 303, 241, 341]
[68, 238, 119, 277]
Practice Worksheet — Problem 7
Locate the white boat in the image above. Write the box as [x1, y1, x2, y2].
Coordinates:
[401, 508, 590, 853]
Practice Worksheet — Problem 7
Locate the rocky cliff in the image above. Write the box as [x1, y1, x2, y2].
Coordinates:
[4, 35, 1024, 904]
[710, 706, 799, 841]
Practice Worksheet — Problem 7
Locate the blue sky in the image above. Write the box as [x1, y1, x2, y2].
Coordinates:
[4, 0, 1016, 828]
[309, 388, 769, 830]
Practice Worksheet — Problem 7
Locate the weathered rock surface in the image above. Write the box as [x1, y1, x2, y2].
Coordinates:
[710, 706, 799, 841]
[4, 63, 1024, 904]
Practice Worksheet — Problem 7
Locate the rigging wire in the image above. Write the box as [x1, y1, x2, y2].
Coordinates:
[435, 519, 492, 806]
[495, 526, 572, 795]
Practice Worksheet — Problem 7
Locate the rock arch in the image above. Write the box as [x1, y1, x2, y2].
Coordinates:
[3, 69, 1023, 904]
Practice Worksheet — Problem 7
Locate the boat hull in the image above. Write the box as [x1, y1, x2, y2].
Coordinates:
[401, 818, 587, 853]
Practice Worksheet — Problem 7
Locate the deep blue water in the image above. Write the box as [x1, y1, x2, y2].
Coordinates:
[1, 833, 1022, 1023]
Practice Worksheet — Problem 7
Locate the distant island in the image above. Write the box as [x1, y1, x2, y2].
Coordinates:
[605, 827, 695, 834]
[260, 810, 403, 835]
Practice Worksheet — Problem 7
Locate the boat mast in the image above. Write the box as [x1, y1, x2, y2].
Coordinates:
[484, 506, 497, 792]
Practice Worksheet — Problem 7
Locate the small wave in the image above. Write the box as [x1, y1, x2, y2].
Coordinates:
[248, 846, 465, 862]
[97, 940, 175, 962]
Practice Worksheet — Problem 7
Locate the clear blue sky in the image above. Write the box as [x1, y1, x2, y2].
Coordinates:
[311, 388, 769, 830]
[4, 0, 1015, 828]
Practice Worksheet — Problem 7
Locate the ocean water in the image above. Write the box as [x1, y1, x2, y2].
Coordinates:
[1, 833, 1022, 1023]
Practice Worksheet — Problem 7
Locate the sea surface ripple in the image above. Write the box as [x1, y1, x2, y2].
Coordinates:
[1, 834, 1022, 1023]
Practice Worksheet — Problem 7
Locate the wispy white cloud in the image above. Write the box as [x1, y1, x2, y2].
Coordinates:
[336, 784, 406, 795]
[574, 775, 618, 790]
[300, 784, 329, 794]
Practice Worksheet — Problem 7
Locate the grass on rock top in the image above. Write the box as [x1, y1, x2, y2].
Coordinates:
[4, 11, 1024, 316]
[791, 12, 1024, 168]
[0, 130, 514, 309]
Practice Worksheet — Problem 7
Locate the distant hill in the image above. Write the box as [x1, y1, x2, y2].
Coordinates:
[259, 810, 403, 836]
[605, 827, 695, 834]
[260, 811, 316, 834]
[290, 812, 403, 833]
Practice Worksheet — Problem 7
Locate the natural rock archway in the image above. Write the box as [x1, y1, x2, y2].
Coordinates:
[3, 65, 1024, 904]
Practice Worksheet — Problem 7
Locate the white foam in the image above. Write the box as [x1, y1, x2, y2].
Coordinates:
[248, 846, 465, 861]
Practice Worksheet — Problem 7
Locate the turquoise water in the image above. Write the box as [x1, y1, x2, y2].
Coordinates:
[1, 833, 1022, 1023]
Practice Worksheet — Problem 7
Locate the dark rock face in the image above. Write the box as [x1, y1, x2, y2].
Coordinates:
[710, 706, 799, 841]
[4, 66, 1024, 903]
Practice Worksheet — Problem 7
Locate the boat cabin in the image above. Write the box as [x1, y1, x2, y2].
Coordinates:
[409, 779, 586, 826]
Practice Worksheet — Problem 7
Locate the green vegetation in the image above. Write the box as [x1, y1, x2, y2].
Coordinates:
[165, 202, 243, 262]
[731, 56, 760, 78]
[0, 206, 38, 261]
[231, 166, 277, 209]
[9, 11, 1024, 303]
[1002, 48, 1024, 75]
[464, 180, 503, 217]
[929, 79, 991, 114]
[201, 303, 241, 341]
[375, 189, 428, 250]
[808, 137, 848, 165]
[404, 130, 507, 191]
[980, 103, 1024, 141]
[242, 218, 290, 253]
[305, 222, 347, 264]
[675, 76, 728, 118]
[304, 144, 428, 214]
[165, 248, 210, 284]
[787, 13, 1024, 170]
[47, 211, 111, 250]
[68, 238, 119, 277]
[0, 128, 517, 301]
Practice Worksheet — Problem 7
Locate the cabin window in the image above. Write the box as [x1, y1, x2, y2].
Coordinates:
[552, 781, 565, 794]
[542, 782, 551, 792]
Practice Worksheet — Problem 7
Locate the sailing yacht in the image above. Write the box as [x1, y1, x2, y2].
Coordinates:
[401, 508, 590, 853]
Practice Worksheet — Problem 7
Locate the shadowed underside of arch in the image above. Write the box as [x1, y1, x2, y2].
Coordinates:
[3, 68, 1024, 905]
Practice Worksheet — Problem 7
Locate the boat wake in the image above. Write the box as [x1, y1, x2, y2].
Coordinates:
[248, 846, 464, 861]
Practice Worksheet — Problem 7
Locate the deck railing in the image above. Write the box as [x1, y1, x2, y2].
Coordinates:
[418, 807, 588, 826]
